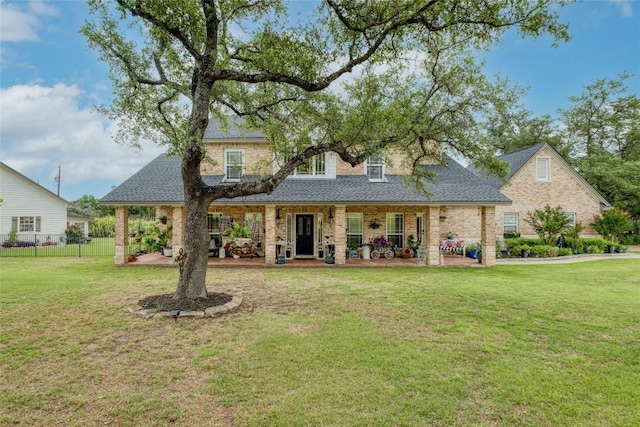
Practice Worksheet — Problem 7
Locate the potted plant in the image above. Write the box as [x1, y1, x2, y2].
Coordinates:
[325, 236, 335, 264]
[406, 234, 421, 258]
[468, 243, 480, 259]
[520, 244, 531, 259]
[348, 243, 359, 259]
[158, 215, 168, 224]
[446, 231, 455, 241]
[157, 226, 173, 256]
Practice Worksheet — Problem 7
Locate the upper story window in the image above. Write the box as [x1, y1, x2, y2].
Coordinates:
[225, 149, 244, 181]
[366, 152, 385, 181]
[293, 153, 326, 176]
[536, 157, 550, 181]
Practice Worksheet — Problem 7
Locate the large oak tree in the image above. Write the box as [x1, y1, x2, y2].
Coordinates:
[82, 0, 571, 299]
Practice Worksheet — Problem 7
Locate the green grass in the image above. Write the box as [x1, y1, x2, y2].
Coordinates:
[1, 258, 639, 426]
[0, 237, 117, 257]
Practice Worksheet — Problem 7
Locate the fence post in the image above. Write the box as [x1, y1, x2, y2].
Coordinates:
[34, 234, 37, 257]
[78, 233, 82, 257]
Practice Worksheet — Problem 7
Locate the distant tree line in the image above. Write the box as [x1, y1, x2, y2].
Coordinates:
[483, 73, 639, 234]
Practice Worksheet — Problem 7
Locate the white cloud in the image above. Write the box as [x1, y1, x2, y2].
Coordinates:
[0, 0, 57, 42]
[609, 0, 634, 18]
[0, 83, 164, 197]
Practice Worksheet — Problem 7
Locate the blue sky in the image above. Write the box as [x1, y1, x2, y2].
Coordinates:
[1, 0, 639, 202]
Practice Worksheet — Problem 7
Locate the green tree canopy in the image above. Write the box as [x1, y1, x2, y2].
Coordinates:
[82, 0, 573, 299]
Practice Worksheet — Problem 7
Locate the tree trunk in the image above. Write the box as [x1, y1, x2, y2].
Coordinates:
[172, 66, 215, 300]
[173, 191, 210, 299]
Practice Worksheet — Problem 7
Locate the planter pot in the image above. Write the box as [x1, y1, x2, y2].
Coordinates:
[219, 247, 225, 258]
[232, 254, 240, 259]
[469, 249, 478, 259]
[401, 248, 413, 258]
[349, 250, 359, 259]
[276, 256, 286, 264]
[162, 247, 172, 257]
[522, 249, 530, 259]
[608, 245, 616, 254]
[362, 246, 370, 260]
[325, 256, 335, 264]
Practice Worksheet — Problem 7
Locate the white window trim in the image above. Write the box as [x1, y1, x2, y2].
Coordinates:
[366, 153, 386, 182]
[224, 149, 244, 182]
[346, 213, 364, 246]
[291, 152, 327, 177]
[386, 213, 404, 247]
[566, 213, 576, 228]
[503, 213, 518, 234]
[536, 157, 550, 181]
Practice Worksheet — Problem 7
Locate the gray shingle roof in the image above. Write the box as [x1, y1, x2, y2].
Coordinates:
[204, 116, 266, 140]
[468, 143, 546, 188]
[100, 154, 510, 205]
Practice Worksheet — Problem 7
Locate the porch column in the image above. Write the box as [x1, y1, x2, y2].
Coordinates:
[172, 206, 184, 253]
[481, 206, 496, 266]
[425, 206, 440, 266]
[114, 206, 128, 265]
[334, 205, 346, 265]
[264, 205, 276, 265]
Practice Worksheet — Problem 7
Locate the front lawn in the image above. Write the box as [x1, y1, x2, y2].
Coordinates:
[1, 258, 639, 426]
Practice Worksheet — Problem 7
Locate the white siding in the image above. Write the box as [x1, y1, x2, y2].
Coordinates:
[0, 164, 68, 238]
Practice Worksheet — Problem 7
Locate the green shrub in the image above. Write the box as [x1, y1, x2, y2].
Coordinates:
[504, 237, 540, 250]
[582, 238, 610, 253]
[619, 234, 640, 245]
[65, 225, 85, 244]
[530, 245, 559, 258]
[586, 245, 603, 254]
[564, 237, 584, 254]
[525, 205, 572, 246]
[558, 248, 573, 256]
[591, 209, 633, 243]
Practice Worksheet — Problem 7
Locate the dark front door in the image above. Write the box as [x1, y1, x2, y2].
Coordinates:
[296, 214, 314, 256]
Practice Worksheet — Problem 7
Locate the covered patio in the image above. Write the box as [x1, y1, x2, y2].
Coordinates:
[129, 250, 481, 268]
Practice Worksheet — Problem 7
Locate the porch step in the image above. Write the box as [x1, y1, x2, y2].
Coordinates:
[294, 255, 316, 260]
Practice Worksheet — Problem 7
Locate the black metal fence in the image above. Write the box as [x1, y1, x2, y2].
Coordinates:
[0, 233, 125, 257]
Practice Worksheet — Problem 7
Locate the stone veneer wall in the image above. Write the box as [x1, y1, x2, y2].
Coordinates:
[437, 206, 483, 244]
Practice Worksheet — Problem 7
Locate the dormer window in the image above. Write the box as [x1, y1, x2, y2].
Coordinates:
[294, 153, 326, 176]
[225, 149, 244, 181]
[280, 150, 327, 177]
[366, 152, 385, 181]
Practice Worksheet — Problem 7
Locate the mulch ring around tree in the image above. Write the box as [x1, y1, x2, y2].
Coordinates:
[133, 292, 241, 319]
[139, 292, 233, 311]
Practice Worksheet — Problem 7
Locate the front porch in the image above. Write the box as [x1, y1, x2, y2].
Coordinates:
[129, 251, 481, 267]
[114, 203, 498, 267]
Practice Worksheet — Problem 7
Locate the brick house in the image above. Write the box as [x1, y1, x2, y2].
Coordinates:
[470, 143, 611, 239]
[101, 119, 609, 266]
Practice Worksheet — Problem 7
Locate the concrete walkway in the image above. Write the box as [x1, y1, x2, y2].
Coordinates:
[497, 245, 640, 265]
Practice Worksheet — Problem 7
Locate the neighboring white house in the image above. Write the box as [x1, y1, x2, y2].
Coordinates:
[0, 162, 73, 241]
